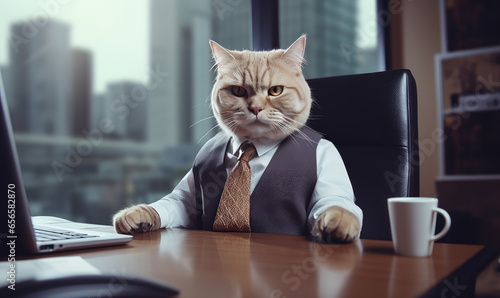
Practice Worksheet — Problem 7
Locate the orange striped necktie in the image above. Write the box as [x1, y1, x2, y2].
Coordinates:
[213, 141, 257, 232]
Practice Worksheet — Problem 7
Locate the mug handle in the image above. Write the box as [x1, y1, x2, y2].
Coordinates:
[431, 207, 452, 241]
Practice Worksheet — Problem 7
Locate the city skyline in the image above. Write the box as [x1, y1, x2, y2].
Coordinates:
[4, 19, 151, 143]
[0, 0, 149, 94]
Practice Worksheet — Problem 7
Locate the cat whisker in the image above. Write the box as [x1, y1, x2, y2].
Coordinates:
[281, 115, 318, 146]
[190, 115, 216, 128]
[282, 114, 310, 127]
[219, 109, 243, 116]
[197, 124, 221, 144]
[229, 123, 242, 135]
[198, 125, 221, 142]
[270, 117, 307, 146]
[310, 99, 321, 109]
[305, 115, 322, 121]
[210, 59, 219, 71]
[222, 117, 241, 135]
[278, 124, 304, 148]
[270, 119, 298, 139]
[226, 120, 237, 129]
[269, 120, 286, 134]
[277, 122, 302, 146]
[287, 133, 301, 147]
[203, 93, 212, 104]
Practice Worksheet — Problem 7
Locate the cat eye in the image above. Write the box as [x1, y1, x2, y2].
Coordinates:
[268, 86, 284, 96]
[231, 86, 247, 97]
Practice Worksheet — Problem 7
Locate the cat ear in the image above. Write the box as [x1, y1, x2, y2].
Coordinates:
[281, 34, 306, 68]
[210, 40, 235, 67]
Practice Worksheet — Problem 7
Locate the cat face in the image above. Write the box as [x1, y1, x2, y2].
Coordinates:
[210, 35, 311, 143]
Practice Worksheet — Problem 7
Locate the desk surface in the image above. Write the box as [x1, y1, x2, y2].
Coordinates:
[20, 228, 498, 298]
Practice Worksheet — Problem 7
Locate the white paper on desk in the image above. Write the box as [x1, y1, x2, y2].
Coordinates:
[0, 256, 101, 288]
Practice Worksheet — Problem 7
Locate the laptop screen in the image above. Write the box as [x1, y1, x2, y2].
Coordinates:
[0, 69, 38, 255]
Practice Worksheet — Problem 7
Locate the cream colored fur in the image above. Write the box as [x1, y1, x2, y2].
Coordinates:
[209, 35, 311, 143]
[113, 204, 161, 234]
[112, 35, 360, 242]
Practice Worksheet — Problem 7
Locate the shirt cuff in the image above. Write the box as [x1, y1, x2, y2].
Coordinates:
[149, 200, 170, 229]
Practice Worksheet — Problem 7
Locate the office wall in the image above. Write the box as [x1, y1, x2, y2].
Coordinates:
[391, 0, 441, 197]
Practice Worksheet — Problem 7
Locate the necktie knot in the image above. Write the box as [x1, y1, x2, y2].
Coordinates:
[237, 141, 257, 163]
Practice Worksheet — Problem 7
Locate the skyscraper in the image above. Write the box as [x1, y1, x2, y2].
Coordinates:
[90, 93, 106, 133]
[211, 0, 252, 51]
[189, 2, 216, 144]
[71, 49, 92, 137]
[106, 81, 147, 141]
[9, 21, 71, 136]
[280, 0, 360, 78]
[149, 0, 187, 147]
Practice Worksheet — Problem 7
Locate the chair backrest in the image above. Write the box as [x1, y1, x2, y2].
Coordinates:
[307, 69, 419, 240]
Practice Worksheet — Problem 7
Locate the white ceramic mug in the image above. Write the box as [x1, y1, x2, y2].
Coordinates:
[387, 197, 451, 257]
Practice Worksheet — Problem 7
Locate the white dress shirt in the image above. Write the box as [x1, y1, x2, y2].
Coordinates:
[150, 134, 363, 236]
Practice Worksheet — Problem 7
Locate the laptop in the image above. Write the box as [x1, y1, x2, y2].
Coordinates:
[0, 70, 132, 255]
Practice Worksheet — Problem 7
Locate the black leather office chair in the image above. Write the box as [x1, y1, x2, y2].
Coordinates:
[307, 69, 419, 240]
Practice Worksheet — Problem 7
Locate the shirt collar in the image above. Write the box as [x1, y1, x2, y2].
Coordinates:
[230, 135, 284, 158]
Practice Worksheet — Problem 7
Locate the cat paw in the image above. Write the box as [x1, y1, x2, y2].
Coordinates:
[113, 204, 161, 234]
[314, 206, 360, 243]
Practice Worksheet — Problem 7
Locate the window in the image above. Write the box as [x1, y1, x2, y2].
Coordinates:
[0, 0, 383, 224]
[280, 0, 383, 78]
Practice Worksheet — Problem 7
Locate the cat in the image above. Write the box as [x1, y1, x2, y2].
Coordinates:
[113, 35, 362, 243]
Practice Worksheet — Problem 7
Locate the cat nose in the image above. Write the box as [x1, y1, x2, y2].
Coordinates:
[249, 106, 264, 115]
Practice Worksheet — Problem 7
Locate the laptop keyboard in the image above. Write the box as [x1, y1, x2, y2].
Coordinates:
[34, 226, 99, 242]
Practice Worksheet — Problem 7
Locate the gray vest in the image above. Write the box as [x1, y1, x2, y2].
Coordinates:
[192, 127, 322, 235]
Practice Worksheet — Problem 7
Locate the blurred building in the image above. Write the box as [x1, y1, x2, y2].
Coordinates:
[280, 0, 364, 77]
[9, 21, 71, 136]
[149, 0, 190, 147]
[211, 0, 252, 50]
[90, 93, 106, 132]
[106, 81, 147, 141]
[71, 49, 92, 137]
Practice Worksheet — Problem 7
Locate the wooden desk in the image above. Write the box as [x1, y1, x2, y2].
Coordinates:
[18, 228, 498, 298]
